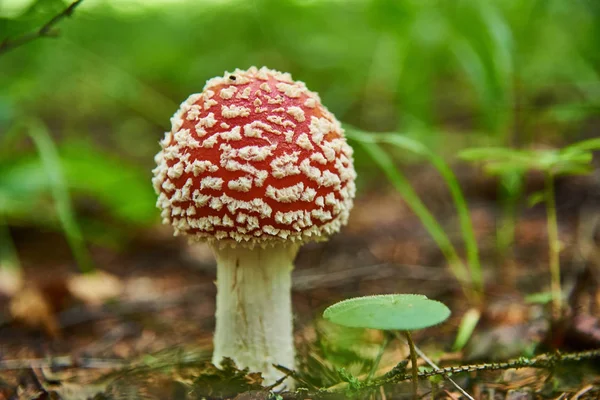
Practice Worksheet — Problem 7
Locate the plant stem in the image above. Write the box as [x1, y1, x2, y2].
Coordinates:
[545, 172, 561, 319]
[27, 120, 94, 274]
[367, 332, 391, 382]
[403, 331, 418, 400]
[497, 172, 522, 286]
[210, 243, 299, 387]
[0, 215, 20, 272]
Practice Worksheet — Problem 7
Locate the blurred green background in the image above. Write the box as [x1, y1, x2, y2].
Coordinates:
[1, 0, 599, 256]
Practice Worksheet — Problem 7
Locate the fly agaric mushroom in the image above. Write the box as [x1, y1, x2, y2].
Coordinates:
[152, 67, 356, 385]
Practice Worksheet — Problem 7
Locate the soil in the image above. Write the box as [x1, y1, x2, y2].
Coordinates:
[1, 166, 600, 399]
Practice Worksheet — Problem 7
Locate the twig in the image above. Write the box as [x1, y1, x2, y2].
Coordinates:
[273, 364, 318, 390]
[571, 384, 594, 400]
[394, 332, 475, 400]
[265, 365, 295, 391]
[371, 348, 600, 387]
[0, 0, 84, 56]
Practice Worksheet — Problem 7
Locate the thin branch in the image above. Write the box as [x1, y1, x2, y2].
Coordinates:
[0, 0, 84, 56]
[371, 348, 600, 387]
[317, 348, 600, 396]
[395, 332, 474, 400]
[265, 368, 294, 391]
[273, 364, 317, 390]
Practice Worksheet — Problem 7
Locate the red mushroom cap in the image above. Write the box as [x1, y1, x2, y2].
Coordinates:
[152, 67, 356, 247]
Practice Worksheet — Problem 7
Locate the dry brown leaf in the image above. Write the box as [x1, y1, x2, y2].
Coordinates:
[9, 286, 60, 338]
[0, 266, 22, 297]
[67, 270, 124, 306]
[46, 382, 109, 400]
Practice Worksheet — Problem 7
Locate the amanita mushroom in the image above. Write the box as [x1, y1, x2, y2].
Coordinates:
[152, 67, 356, 385]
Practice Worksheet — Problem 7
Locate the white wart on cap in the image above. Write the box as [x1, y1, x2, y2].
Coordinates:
[152, 66, 356, 247]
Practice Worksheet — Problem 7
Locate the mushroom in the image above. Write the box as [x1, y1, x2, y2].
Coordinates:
[152, 67, 356, 385]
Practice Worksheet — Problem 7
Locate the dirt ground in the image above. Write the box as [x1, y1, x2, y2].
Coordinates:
[1, 167, 600, 399]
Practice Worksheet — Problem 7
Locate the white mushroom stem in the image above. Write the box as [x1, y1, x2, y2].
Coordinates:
[211, 243, 299, 387]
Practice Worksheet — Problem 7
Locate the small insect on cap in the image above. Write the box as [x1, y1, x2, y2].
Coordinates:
[153, 67, 356, 248]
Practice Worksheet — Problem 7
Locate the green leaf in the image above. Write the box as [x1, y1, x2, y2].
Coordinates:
[460, 144, 596, 178]
[565, 138, 600, 153]
[336, 367, 362, 388]
[323, 294, 451, 331]
[452, 307, 481, 351]
[552, 163, 592, 176]
[525, 291, 554, 305]
[527, 191, 545, 207]
[458, 147, 531, 163]
[500, 170, 524, 195]
[482, 161, 529, 175]
[555, 150, 592, 166]
[459, 147, 538, 176]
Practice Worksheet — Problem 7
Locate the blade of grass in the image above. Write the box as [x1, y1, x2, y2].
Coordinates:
[496, 171, 523, 285]
[347, 132, 473, 300]
[452, 307, 481, 351]
[366, 332, 390, 383]
[0, 214, 20, 272]
[379, 132, 482, 296]
[25, 119, 93, 274]
[347, 128, 482, 300]
[564, 137, 600, 153]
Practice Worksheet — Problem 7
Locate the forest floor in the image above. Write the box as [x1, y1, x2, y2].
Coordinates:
[1, 166, 599, 399]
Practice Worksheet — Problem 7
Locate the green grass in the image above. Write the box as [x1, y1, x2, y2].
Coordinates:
[2, 0, 598, 144]
[459, 138, 600, 317]
[25, 119, 94, 273]
[0, 0, 598, 273]
[347, 128, 482, 303]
